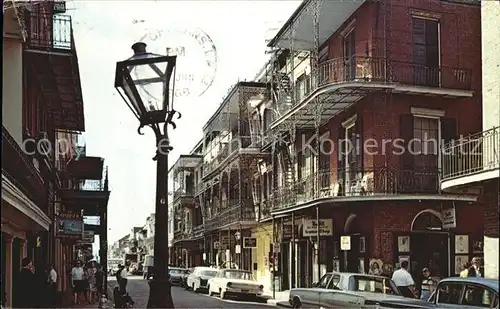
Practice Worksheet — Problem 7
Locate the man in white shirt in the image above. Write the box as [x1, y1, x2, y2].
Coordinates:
[119, 265, 128, 294]
[47, 264, 57, 306]
[391, 261, 416, 298]
[467, 257, 483, 277]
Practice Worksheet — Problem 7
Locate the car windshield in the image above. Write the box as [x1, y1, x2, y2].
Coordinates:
[200, 270, 217, 277]
[352, 275, 401, 295]
[169, 269, 183, 274]
[224, 270, 253, 280]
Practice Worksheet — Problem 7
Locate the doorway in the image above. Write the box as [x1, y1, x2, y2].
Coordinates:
[343, 29, 356, 81]
[410, 210, 449, 288]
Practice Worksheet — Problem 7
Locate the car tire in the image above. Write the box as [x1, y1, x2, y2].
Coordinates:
[292, 297, 302, 309]
[207, 286, 212, 296]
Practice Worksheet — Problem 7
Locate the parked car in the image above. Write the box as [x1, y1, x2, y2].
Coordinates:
[187, 267, 218, 292]
[377, 277, 499, 309]
[208, 268, 264, 299]
[288, 272, 407, 308]
[181, 268, 194, 288]
[169, 267, 187, 286]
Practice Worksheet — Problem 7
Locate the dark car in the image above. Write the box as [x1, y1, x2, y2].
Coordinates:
[169, 267, 187, 286]
[377, 277, 499, 309]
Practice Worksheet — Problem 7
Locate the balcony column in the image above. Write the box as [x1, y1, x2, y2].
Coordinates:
[4, 235, 14, 308]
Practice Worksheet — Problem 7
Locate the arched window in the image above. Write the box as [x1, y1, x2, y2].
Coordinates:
[412, 210, 443, 231]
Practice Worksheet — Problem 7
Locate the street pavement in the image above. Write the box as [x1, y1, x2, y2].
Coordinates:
[109, 275, 273, 308]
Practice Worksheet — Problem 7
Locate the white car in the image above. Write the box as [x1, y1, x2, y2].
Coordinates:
[186, 267, 218, 292]
[208, 269, 264, 299]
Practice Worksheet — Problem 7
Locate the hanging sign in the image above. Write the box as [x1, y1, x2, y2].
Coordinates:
[243, 237, 257, 248]
[56, 212, 83, 239]
[442, 207, 456, 229]
[340, 236, 351, 251]
[302, 219, 333, 237]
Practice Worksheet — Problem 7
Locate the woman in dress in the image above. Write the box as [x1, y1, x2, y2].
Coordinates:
[86, 261, 98, 304]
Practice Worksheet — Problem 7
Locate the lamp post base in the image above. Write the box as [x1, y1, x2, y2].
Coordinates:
[147, 279, 175, 308]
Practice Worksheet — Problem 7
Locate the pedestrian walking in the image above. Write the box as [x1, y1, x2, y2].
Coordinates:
[467, 257, 484, 277]
[86, 261, 98, 304]
[420, 268, 436, 300]
[119, 264, 128, 295]
[47, 264, 58, 307]
[13, 258, 37, 308]
[96, 264, 104, 296]
[71, 260, 87, 304]
[391, 261, 417, 298]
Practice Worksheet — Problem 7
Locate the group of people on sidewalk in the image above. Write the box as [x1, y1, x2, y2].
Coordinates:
[70, 260, 105, 305]
[10, 258, 60, 308]
[391, 256, 484, 300]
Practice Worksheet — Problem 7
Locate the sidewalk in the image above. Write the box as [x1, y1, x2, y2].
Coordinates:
[262, 290, 290, 305]
[59, 290, 100, 308]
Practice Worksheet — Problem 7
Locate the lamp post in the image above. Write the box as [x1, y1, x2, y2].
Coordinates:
[234, 231, 241, 269]
[114, 42, 178, 309]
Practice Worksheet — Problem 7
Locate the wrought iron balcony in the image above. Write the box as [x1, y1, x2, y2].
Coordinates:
[193, 225, 204, 238]
[2, 126, 46, 210]
[25, 11, 74, 51]
[441, 127, 500, 182]
[274, 56, 472, 116]
[205, 201, 256, 231]
[270, 166, 439, 211]
[173, 187, 195, 200]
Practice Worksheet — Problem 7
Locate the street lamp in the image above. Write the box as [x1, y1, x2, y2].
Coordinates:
[234, 231, 241, 269]
[114, 42, 178, 309]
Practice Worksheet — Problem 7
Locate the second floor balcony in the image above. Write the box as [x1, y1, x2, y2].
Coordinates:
[441, 127, 500, 191]
[204, 201, 256, 232]
[2, 125, 47, 213]
[270, 56, 472, 130]
[267, 166, 440, 213]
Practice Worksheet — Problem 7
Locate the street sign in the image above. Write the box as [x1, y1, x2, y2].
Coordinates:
[243, 237, 257, 248]
[340, 236, 351, 251]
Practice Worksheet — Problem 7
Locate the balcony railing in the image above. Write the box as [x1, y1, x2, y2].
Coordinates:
[173, 187, 195, 200]
[274, 56, 472, 116]
[26, 12, 74, 51]
[270, 166, 439, 211]
[205, 201, 256, 231]
[441, 127, 500, 181]
[2, 126, 46, 209]
[203, 135, 260, 177]
[193, 225, 204, 238]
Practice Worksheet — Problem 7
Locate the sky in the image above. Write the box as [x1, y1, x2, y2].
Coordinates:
[68, 1, 301, 242]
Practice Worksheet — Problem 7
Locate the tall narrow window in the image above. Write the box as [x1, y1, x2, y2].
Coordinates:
[413, 117, 439, 169]
[343, 29, 356, 81]
[412, 17, 440, 86]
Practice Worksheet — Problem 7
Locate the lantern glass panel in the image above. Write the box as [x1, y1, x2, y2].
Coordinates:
[128, 57, 170, 112]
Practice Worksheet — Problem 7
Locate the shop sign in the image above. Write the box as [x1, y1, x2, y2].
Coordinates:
[243, 237, 257, 248]
[77, 231, 95, 244]
[302, 219, 333, 237]
[442, 207, 456, 229]
[56, 212, 83, 239]
[340, 236, 351, 251]
[213, 241, 220, 249]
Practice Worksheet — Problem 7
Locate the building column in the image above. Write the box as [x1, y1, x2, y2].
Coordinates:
[5, 235, 14, 308]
